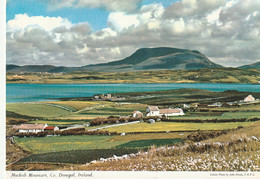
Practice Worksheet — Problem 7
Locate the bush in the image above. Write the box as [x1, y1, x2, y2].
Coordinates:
[187, 130, 230, 142]
[16, 131, 48, 137]
[55, 129, 117, 136]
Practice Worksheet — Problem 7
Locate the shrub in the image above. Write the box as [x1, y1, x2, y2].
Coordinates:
[16, 131, 48, 137]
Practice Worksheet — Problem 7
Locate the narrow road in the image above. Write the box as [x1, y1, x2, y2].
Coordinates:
[87, 121, 140, 131]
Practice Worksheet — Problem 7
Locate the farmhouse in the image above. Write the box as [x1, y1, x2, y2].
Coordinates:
[13, 124, 48, 133]
[132, 111, 143, 118]
[244, 95, 255, 102]
[44, 126, 59, 131]
[146, 106, 185, 117]
[146, 106, 160, 116]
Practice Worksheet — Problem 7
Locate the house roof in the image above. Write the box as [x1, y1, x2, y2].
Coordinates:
[18, 124, 46, 130]
[44, 126, 56, 130]
[147, 106, 159, 111]
[159, 108, 182, 114]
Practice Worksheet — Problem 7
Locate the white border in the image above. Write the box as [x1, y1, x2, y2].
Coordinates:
[1, 0, 6, 178]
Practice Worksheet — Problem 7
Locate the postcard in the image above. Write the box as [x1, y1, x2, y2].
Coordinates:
[3, 0, 260, 178]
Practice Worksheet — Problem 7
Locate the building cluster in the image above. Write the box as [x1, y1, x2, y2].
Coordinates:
[132, 106, 185, 118]
[208, 95, 258, 107]
[94, 93, 126, 101]
[13, 124, 59, 133]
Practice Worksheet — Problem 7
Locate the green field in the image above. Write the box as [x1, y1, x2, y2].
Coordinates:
[18, 149, 140, 164]
[15, 135, 124, 154]
[78, 103, 147, 117]
[116, 138, 182, 148]
[103, 121, 253, 133]
[6, 68, 260, 84]
[6, 103, 72, 118]
[15, 132, 188, 154]
[169, 111, 260, 120]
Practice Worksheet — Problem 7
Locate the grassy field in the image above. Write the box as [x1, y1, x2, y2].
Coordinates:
[6, 103, 72, 118]
[15, 135, 124, 154]
[6, 68, 260, 84]
[169, 111, 260, 120]
[78, 103, 147, 117]
[72, 121, 260, 171]
[17, 149, 140, 164]
[45, 101, 112, 110]
[200, 103, 260, 112]
[27, 119, 90, 126]
[14, 132, 189, 154]
[116, 139, 182, 148]
[103, 121, 253, 133]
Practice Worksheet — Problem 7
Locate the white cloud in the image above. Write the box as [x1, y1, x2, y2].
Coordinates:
[7, 14, 72, 32]
[47, 0, 143, 12]
[6, 0, 260, 67]
[108, 12, 139, 32]
[108, 3, 164, 32]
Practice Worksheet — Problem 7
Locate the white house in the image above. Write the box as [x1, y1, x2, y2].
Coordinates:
[146, 106, 160, 116]
[146, 106, 185, 117]
[132, 111, 143, 118]
[244, 95, 255, 102]
[14, 124, 48, 133]
[159, 108, 185, 117]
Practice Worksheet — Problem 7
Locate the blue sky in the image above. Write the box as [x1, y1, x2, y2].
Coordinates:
[7, 0, 175, 31]
[6, 0, 260, 67]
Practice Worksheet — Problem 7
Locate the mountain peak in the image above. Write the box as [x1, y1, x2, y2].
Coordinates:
[82, 47, 222, 72]
[7, 47, 223, 73]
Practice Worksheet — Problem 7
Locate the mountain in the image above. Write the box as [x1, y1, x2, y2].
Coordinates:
[238, 61, 260, 69]
[81, 47, 222, 72]
[6, 47, 222, 73]
[7, 65, 57, 73]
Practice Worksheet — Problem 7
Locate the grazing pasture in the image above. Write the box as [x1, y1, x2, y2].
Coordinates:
[103, 122, 253, 133]
[17, 148, 140, 164]
[169, 111, 260, 120]
[15, 135, 124, 154]
[6, 103, 72, 118]
[116, 139, 182, 148]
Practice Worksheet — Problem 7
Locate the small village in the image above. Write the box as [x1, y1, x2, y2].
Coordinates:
[10, 94, 259, 136]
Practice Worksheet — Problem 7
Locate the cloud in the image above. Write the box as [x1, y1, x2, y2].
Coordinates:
[46, 0, 143, 12]
[7, 14, 72, 32]
[6, 0, 260, 67]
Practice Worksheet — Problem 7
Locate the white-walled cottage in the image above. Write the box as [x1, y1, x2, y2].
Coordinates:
[159, 108, 185, 117]
[146, 106, 185, 117]
[146, 106, 160, 116]
[244, 95, 255, 102]
[14, 124, 48, 133]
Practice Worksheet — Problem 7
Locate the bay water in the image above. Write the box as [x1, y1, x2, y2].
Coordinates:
[6, 83, 260, 103]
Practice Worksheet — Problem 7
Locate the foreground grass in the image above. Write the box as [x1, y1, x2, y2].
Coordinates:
[17, 149, 139, 164]
[77, 143, 259, 171]
[15, 132, 188, 154]
[72, 122, 260, 171]
[103, 121, 253, 133]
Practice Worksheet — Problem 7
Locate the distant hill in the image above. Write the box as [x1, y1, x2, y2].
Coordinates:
[6, 65, 57, 73]
[6, 47, 222, 73]
[81, 47, 222, 72]
[238, 61, 260, 69]
[6, 65, 78, 73]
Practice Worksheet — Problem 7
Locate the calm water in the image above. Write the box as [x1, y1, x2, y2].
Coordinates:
[6, 83, 260, 103]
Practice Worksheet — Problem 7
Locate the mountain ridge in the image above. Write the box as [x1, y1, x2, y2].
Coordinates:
[238, 61, 260, 69]
[7, 47, 224, 73]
